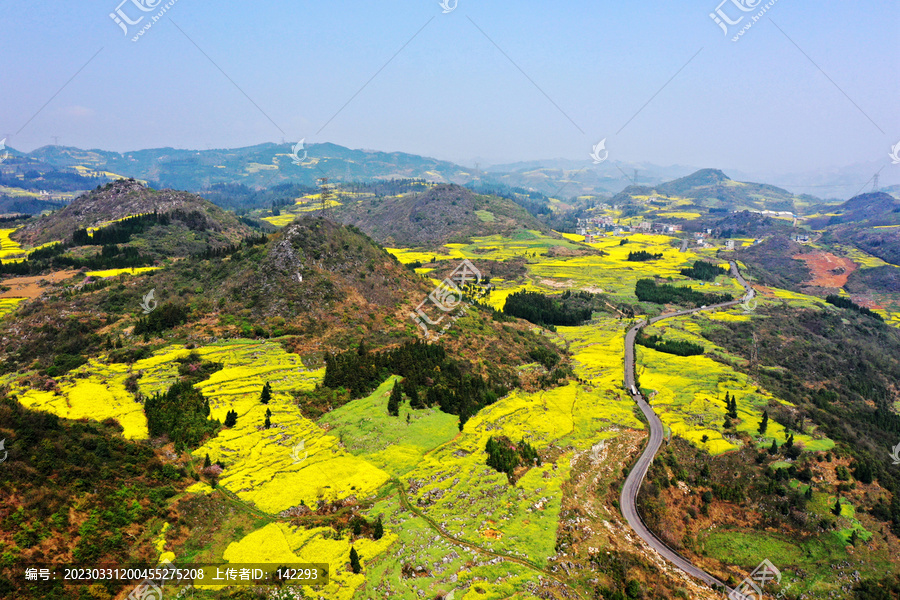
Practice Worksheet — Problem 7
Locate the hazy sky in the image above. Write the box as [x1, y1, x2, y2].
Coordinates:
[2, 1, 897, 177]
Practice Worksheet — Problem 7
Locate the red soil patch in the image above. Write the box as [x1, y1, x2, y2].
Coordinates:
[0, 270, 79, 299]
[792, 252, 858, 288]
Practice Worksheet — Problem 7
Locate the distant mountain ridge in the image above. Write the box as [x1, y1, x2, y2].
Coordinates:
[612, 168, 821, 214]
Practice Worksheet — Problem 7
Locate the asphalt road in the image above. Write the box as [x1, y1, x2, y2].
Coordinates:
[619, 261, 753, 596]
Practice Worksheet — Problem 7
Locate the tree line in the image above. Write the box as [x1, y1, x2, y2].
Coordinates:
[0, 243, 154, 275]
[72, 212, 173, 246]
[627, 250, 663, 262]
[503, 290, 595, 327]
[635, 330, 704, 356]
[680, 260, 727, 281]
[826, 294, 884, 322]
[635, 278, 733, 307]
[322, 341, 509, 429]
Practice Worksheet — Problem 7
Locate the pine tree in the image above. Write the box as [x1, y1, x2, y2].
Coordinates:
[404, 378, 423, 409]
[850, 529, 859, 546]
[352, 519, 362, 536]
[785, 434, 794, 449]
[387, 381, 401, 417]
[769, 439, 778, 455]
[758, 410, 769, 435]
[224, 409, 237, 427]
[728, 396, 738, 419]
[260, 382, 272, 405]
[373, 517, 384, 540]
[832, 496, 842, 516]
[349, 547, 361, 574]
[264, 408, 272, 429]
[204, 453, 211, 468]
[805, 486, 813, 500]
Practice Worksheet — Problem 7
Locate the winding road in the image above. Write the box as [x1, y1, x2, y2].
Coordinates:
[620, 261, 754, 596]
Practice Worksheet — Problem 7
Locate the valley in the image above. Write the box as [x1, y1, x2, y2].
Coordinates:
[1, 167, 899, 600]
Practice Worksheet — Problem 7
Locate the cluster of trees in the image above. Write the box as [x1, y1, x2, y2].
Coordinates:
[503, 290, 594, 327]
[322, 341, 508, 428]
[176, 352, 224, 384]
[626, 250, 663, 262]
[723, 391, 739, 427]
[0, 243, 154, 275]
[826, 294, 884, 322]
[680, 260, 728, 281]
[197, 232, 269, 259]
[463, 181, 553, 217]
[634, 278, 733, 307]
[144, 381, 218, 449]
[635, 331, 704, 356]
[224, 409, 238, 427]
[72, 212, 172, 246]
[133, 302, 189, 336]
[485, 436, 540, 479]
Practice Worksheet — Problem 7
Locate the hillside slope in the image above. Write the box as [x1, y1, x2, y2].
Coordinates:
[12, 180, 254, 253]
[333, 183, 550, 247]
[613, 168, 818, 214]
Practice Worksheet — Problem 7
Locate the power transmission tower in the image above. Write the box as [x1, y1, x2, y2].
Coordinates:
[318, 177, 332, 219]
[873, 173, 880, 192]
[52, 136, 60, 146]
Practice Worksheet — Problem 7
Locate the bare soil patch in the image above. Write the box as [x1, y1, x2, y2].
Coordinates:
[0, 270, 78, 299]
[792, 252, 858, 288]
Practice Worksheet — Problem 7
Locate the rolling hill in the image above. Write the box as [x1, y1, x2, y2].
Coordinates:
[11, 180, 255, 254]
[331, 183, 552, 246]
[613, 168, 822, 214]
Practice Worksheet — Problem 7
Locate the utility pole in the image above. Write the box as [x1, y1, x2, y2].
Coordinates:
[52, 136, 60, 146]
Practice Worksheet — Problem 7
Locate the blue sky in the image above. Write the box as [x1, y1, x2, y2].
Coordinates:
[1, 0, 897, 176]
